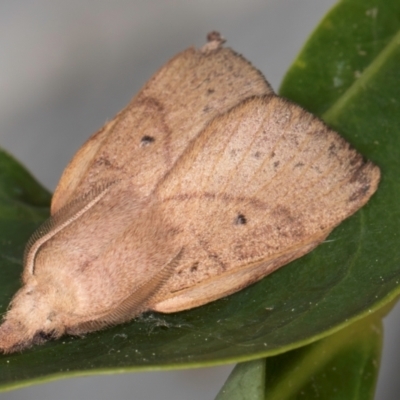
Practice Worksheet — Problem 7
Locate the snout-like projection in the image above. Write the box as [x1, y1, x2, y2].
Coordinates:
[0, 32, 380, 353]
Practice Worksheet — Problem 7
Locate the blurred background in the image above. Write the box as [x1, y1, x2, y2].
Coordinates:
[0, 1, 399, 399]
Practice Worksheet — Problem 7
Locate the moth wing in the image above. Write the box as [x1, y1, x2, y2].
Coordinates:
[51, 38, 273, 214]
[30, 182, 183, 320]
[67, 249, 183, 334]
[152, 95, 380, 312]
[23, 181, 115, 280]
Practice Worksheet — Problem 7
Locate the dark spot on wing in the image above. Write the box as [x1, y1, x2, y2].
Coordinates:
[190, 262, 199, 272]
[328, 142, 337, 157]
[235, 214, 247, 225]
[348, 184, 371, 202]
[140, 135, 155, 146]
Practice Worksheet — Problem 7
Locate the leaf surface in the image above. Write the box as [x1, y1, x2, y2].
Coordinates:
[215, 312, 382, 400]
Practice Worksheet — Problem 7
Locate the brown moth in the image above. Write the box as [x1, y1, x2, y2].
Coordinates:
[0, 32, 380, 353]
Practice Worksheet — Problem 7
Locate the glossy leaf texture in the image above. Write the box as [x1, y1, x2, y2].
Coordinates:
[215, 312, 382, 400]
[215, 359, 266, 400]
[0, 0, 399, 391]
[0, 149, 50, 326]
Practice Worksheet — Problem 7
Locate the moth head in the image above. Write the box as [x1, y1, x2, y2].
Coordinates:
[0, 280, 66, 353]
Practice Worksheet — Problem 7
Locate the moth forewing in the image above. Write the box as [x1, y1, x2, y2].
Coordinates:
[152, 234, 329, 313]
[23, 181, 116, 281]
[150, 96, 380, 311]
[50, 33, 273, 214]
[67, 248, 184, 335]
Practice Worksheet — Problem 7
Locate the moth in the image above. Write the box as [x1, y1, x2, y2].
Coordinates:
[0, 32, 380, 353]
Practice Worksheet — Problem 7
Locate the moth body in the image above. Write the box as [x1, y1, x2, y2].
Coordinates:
[0, 32, 380, 353]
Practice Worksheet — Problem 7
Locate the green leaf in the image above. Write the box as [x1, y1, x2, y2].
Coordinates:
[280, 0, 400, 116]
[0, 149, 50, 315]
[215, 312, 382, 400]
[263, 312, 382, 400]
[0, 0, 399, 391]
[215, 359, 265, 400]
